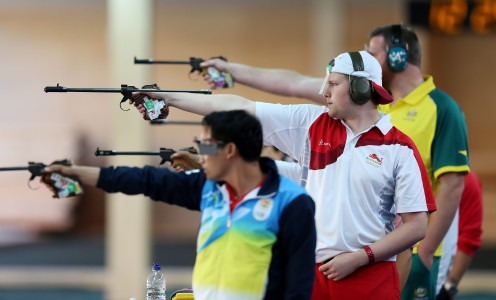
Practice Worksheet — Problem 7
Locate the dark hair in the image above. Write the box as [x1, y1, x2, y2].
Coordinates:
[369, 24, 421, 67]
[202, 110, 263, 162]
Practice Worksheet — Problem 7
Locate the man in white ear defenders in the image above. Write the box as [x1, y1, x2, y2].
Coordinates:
[132, 49, 433, 300]
[199, 23, 470, 300]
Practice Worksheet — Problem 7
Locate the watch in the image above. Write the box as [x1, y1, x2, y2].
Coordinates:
[444, 281, 459, 297]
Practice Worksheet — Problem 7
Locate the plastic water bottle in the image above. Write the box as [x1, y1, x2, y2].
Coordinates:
[146, 262, 166, 300]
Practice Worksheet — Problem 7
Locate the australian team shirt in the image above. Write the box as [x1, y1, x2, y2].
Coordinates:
[378, 76, 470, 193]
[378, 75, 470, 258]
[256, 102, 436, 263]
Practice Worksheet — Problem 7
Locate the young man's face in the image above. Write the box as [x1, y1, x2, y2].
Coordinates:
[196, 126, 230, 181]
[366, 35, 392, 88]
[322, 72, 355, 119]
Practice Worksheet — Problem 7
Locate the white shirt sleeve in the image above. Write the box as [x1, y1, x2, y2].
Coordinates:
[394, 146, 429, 213]
[274, 160, 302, 184]
[255, 102, 327, 161]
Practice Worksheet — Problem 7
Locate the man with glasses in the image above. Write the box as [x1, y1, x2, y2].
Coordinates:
[198, 24, 469, 300]
[43, 110, 317, 300]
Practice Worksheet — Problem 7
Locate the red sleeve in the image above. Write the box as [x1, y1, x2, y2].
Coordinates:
[457, 172, 483, 256]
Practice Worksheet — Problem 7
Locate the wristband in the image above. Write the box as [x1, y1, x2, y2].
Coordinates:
[363, 245, 375, 265]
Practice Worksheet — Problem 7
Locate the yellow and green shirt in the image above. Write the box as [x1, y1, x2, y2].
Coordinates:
[379, 75, 470, 256]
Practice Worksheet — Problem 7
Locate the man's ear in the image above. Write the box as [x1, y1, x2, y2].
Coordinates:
[225, 142, 237, 159]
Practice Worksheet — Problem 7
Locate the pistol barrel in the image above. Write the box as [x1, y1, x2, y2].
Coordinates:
[134, 57, 191, 64]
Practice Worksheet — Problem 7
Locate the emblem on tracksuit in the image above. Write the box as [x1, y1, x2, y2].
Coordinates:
[253, 198, 273, 221]
[413, 286, 428, 299]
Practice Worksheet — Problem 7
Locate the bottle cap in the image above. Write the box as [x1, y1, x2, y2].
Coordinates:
[152, 262, 161, 271]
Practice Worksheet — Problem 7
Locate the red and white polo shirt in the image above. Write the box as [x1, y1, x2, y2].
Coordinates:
[256, 102, 435, 263]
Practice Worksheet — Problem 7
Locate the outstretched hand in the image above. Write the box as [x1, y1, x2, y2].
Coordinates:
[130, 98, 148, 120]
[41, 161, 85, 198]
[43, 163, 100, 191]
[130, 91, 168, 120]
[200, 58, 230, 88]
[171, 151, 201, 171]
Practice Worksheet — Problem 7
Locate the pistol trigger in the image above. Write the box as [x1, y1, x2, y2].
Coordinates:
[27, 178, 40, 190]
[120, 96, 131, 111]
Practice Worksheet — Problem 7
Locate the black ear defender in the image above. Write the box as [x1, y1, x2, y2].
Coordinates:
[348, 52, 372, 105]
[387, 24, 409, 72]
